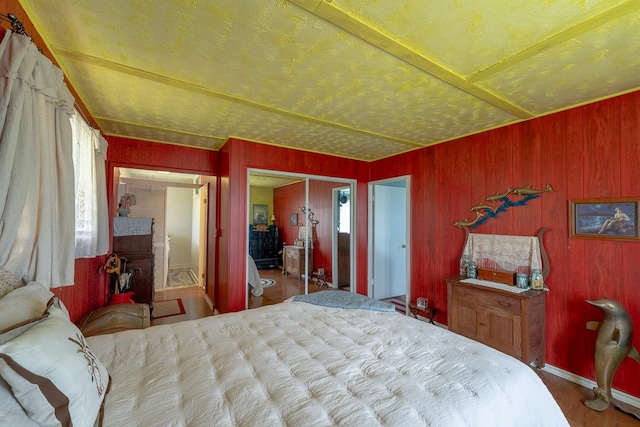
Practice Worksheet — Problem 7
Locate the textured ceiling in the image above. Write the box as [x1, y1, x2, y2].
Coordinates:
[18, 0, 640, 161]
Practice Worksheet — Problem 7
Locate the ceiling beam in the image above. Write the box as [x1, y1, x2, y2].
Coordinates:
[289, 0, 534, 119]
[469, 0, 640, 82]
[96, 116, 227, 142]
[54, 45, 429, 149]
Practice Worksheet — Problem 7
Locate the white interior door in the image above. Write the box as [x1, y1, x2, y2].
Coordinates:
[371, 180, 408, 300]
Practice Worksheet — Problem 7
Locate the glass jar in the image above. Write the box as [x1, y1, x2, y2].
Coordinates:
[516, 273, 528, 289]
[530, 269, 544, 290]
[459, 255, 471, 277]
[467, 261, 477, 279]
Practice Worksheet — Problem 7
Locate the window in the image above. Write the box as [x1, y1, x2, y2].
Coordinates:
[70, 112, 109, 258]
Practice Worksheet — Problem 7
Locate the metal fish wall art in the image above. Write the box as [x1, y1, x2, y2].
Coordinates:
[470, 203, 498, 214]
[453, 211, 485, 228]
[485, 189, 512, 202]
[511, 184, 553, 195]
[453, 184, 553, 229]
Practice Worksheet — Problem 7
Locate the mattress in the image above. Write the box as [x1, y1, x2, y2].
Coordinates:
[87, 301, 568, 426]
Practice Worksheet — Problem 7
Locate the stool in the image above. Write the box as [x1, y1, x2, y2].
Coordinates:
[312, 271, 330, 287]
[408, 303, 437, 325]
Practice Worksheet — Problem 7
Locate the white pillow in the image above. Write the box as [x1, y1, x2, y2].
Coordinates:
[0, 376, 39, 426]
[0, 306, 109, 427]
[0, 282, 55, 344]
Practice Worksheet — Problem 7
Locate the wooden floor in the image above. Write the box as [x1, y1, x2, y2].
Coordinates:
[150, 285, 214, 326]
[150, 282, 640, 426]
[247, 267, 336, 309]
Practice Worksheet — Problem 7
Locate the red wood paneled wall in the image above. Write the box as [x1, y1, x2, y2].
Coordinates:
[274, 180, 341, 277]
[371, 91, 640, 398]
[274, 182, 306, 248]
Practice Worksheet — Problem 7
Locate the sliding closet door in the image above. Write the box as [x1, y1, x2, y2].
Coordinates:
[247, 170, 354, 309]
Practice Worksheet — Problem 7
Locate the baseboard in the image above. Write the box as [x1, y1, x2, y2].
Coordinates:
[169, 264, 193, 271]
[542, 364, 640, 409]
[203, 293, 214, 311]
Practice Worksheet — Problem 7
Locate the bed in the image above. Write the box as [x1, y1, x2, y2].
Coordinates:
[247, 255, 263, 296]
[0, 282, 569, 426]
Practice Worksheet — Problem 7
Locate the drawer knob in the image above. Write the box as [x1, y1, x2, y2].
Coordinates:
[499, 300, 512, 308]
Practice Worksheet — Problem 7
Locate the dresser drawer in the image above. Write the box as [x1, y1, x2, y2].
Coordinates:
[449, 284, 521, 315]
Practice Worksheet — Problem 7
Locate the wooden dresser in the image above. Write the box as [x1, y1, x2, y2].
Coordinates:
[284, 246, 313, 281]
[446, 277, 546, 367]
[113, 217, 155, 317]
[248, 224, 279, 269]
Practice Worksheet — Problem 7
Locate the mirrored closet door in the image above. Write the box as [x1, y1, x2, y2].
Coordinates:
[247, 169, 355, 309]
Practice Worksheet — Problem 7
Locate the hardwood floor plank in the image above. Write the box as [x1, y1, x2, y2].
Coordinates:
[248, 268, 332, 309]
[535, 370, 640, 426]
[151, 285, 213, 326]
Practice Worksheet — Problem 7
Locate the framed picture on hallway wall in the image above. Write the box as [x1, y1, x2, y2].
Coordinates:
[253, 204, 268, 225]
[289, 213, 298, 226]
[569, 198, 639, 241]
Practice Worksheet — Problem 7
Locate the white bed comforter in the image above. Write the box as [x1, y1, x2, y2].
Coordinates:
[87, 302, 568, 427]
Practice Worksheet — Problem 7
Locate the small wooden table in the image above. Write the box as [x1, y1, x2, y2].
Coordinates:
[408, 303, 437, 324]
[312, 271, 330, 287]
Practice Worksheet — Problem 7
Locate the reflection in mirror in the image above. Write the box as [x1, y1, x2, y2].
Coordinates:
[247, 170, 354, 310]
[336, 187, 351, 290]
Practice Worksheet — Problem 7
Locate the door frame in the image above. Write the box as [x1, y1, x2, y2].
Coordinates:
[367, 175, 411, 311]
[332, 185, 351, 290]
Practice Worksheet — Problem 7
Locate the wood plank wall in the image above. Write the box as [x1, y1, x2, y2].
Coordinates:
[370, 91, 640, 399]
[274, 179, 341, 278]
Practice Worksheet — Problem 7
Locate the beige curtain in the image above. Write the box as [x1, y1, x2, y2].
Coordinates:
[0, 31, 76, 288]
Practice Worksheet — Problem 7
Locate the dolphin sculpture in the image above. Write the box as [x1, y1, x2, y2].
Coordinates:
[470, 202, 498, 214]
[453, 211, 484, 228]
[584, 299, 640, 412]
[511, 184, 553, 195]
[485, 189, 511, 201]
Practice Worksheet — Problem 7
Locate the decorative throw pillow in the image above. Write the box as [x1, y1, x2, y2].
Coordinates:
[0, 282, 55, 344]
[0, 306, 110, 427]
[0, 376, 39, 426]
[0, 267, 23, 299]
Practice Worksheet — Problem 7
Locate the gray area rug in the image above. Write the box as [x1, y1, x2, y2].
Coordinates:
[168, 269, 197, 287]
[261, 279, 276, 288]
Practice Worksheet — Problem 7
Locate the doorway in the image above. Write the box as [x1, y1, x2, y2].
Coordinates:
[368, 176, 410, 312]
[116, 168, 208, 293]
